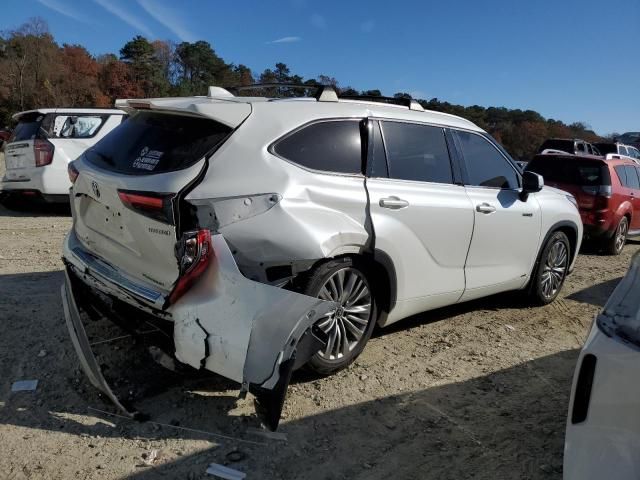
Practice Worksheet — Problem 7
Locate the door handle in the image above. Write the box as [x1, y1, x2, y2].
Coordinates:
[476, 203, 496, 214]
[379, 196, 409, 209]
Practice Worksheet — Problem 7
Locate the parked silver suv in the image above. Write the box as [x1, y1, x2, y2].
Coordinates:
[61, 85, 582, 428]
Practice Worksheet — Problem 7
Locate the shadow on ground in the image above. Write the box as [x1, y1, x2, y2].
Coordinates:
[0, 197, 70, 217]
[0, 269, 580, 479]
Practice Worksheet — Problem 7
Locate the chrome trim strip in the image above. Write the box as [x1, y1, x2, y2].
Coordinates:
[72, 247, 164, 305]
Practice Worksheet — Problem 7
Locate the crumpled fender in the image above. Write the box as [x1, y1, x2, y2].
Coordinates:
[170, 234, 337, 429]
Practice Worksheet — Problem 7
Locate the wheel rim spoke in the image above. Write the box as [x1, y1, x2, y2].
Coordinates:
[541, 240, 568, 298]
[313, 267, 372, 360]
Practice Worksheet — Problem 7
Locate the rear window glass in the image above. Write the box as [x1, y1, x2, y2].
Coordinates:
[84, 112, 231, 174]
[273, 120, 363, 174]
[526, 156, 609, 186]
[595, 143, 617, 155]
[10, 113, 44, 142]
[538, 139, 574, 154]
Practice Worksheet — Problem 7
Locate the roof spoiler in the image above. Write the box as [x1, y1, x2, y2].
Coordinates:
[540, 149, 573, 156]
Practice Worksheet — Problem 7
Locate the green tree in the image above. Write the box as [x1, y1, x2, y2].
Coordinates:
[120, 35, 168, 97]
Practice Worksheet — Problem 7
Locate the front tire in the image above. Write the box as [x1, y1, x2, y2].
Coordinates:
[605, 217, 628, 255]
[299, 258, 377, 375]
[528, 231, 570, 305]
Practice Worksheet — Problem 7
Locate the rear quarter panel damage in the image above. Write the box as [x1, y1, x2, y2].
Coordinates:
[170, 234, 337, 390]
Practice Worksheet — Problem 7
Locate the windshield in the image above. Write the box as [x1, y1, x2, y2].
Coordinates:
[9, 112, 45, 142]
[594, 143, 617, 155]
[526, 155, 610, 186]
[538, 139, 573, 153]
[84, 111, 232, 174]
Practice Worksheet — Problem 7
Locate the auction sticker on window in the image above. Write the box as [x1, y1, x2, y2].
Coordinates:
[133, 146, 163, 171]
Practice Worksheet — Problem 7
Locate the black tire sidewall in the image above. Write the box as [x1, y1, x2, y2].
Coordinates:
[531, 231, 570, 305]
[301, 257, 377, 375]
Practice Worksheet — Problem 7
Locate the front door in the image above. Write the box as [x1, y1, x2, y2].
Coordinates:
[452, 129, 542, 302]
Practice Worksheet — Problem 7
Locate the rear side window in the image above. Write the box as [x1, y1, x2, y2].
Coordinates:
[527, 156, 609, 186]
[619, 146, 629, 155]
[380, 121, 452, 183]
[617, 165, 640, 189]
[273, 120, 363, 174]
[85, 112, 231, 174]
[626, 166, 640, 189]
[615, 165, 628, 185]
[456, 130, 519, 189]
[42, 114, 108, 139]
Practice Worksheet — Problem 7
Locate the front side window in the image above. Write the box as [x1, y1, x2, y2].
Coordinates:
[273, 120, 363, 174]
[379, 121, 453, 183]
[619, 145, 629, 156]
[455, 130, 519, 189]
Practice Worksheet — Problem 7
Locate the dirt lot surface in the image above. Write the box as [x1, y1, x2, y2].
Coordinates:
[0, 195, 636, 479]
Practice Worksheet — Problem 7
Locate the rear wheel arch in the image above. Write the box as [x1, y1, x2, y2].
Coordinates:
[296, 251, 397, 319]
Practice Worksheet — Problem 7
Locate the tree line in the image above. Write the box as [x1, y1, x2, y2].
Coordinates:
[0, 17, 603, 160]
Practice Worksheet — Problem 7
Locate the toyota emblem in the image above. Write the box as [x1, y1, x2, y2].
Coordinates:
[91, 180, 101, 198]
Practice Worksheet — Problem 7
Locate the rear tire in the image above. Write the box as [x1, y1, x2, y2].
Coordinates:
[528, 231, 570, 305]
[604, 217, 628, 255]
[297, 257, 378, 376]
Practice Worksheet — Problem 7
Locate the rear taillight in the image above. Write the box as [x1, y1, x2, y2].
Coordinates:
[117, 190, 175, 224]
[68, 162, 79, 184]
[582, 185, 611, 209]
[169, 229, 213, 304]
[34, 139, 54, 167]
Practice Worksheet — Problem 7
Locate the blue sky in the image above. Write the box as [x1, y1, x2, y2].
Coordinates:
[3, 0, 639, 135]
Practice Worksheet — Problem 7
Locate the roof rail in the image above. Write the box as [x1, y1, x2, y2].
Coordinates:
[224, 83, 338, 102]
[338, 95, 425, 111]
[221, 83, 426, 110]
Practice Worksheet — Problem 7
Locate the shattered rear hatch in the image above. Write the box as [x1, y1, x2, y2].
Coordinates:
[62, 232, 336, 430]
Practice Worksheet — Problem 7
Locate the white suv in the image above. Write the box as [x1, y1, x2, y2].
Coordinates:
[1, 108, 125, 203]
[60, 86, 582, 429]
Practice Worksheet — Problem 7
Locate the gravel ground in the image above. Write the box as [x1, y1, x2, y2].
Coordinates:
[0, 184, 636, 479]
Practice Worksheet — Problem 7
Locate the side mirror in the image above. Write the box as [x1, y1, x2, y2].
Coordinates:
[520, 171, 543, 201]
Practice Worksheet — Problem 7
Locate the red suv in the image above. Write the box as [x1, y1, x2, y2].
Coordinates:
[526, 153, 640, 254]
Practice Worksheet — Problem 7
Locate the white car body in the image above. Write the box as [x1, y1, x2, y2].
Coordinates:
[564, 252, 640, 480]
[2, 108, 125, 201]
[60, 87, 583, 428]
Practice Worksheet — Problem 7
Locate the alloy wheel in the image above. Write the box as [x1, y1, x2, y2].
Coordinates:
[315, 268, 372, 360]
[540, 240, 568, 299]
[615, 218, 628, 253]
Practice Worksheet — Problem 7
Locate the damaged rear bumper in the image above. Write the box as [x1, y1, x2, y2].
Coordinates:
[61, 232, 336, 430]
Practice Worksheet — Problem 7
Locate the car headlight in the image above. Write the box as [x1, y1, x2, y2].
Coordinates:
[566, 194, 578, 209]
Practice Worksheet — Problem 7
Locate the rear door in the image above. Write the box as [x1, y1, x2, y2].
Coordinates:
[365, 119, 474, 315]
[71, 109, 243, 294]
[454, 129, 541, 301]
[3, 112, 43, 180]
